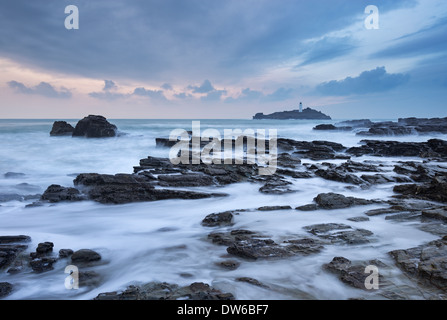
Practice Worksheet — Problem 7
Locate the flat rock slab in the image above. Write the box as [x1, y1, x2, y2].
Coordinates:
[94, 282, 234, 300]
[389, 237, 447, 291]
[303, 223, 374, 245]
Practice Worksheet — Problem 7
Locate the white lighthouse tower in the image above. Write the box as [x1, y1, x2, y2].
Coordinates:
[299, 102, 303, 113]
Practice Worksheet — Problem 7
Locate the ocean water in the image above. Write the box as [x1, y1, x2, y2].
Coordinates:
[0, 118, 446, 300]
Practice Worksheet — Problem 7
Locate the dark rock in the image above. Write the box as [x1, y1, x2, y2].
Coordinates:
[295, 204, 318, 211]
[314, 193, 374, 209]
[360, 174, 399, 184]
[157, 173, 215, 187]
[259, 176, 294, 194]
[0, 236, 29, 270]
[94, 281, 235, 300]
[72, 115, 117, 138]
[323, 257, 381, 290]
[337, 160, 383, 173]
[50, 121, 74, 136]
[0, 282, 13, 298]
[348, 216, 370, 222]
[79, 270, 102, 287]
[422, 207, 447, 222]
[365, 207, 402, 217]
[59, 249, 74, 258]
[201, 211, 234, 227]
[313, 124, 337, 130]
[37, 242, 53, 254]
[314, 169, 366, 185]
[0, 235, 31, 244]
[323, 256, 352, 275]
[236, 277, 269, 288]
[389, 237, 447, 290]
[30, 257, 57, 273]
[71, 249, 101, 263]
[227, 238, 295, 260]
[282, 238, 326, 255]
[74, 173, 226, 204]
[347, 139, 447, 159]
[40, 184, 85, 203]
[257, 205, 292, 211]
[393, 176, 447, 203]
[277, 153, 302, 168]
[385, 212, 421, 221]
[217, 260, 240, 270]
[304, 223, 374, 244]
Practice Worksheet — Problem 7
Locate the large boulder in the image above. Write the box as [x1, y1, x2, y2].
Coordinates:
[50, 121, 74, 136]
[72, 115, 117, 138]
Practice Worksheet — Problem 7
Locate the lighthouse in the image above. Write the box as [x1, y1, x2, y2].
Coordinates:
[299, 102, 303, 113]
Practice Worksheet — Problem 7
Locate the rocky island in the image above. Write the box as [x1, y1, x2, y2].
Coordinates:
[253, 105, 331, 120]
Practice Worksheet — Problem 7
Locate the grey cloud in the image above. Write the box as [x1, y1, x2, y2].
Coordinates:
[200, 89, 227, 102]
[296, 36, 356, 67]
[188, 80, 215, 93]
[8, 80, 72, 99]
[133, 87, 167, 100]
[316, 67, 410, 96]
[88, 80, 127, 100]
[0, 0, 412, 82]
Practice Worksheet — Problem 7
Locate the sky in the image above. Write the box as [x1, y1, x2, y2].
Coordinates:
[0, 0, 446, 119]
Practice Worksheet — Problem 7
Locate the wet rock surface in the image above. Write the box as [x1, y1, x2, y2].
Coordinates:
[389, 237, 447, 291]
[94, 282, 235, 300]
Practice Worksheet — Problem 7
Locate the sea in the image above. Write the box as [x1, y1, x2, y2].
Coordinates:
[1, 118, 446, 300]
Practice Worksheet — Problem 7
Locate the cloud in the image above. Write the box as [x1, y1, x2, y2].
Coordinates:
[225, 88, 264, 103]
[174, 92, 192, 99]
[372, 17, 447, 59]
[297, 36, 356, 67]
[316, 67, 410, 96]
[225, 87, 296, 103]
[188, 80, 215, 93]
[133, 87, 167, 100]
[8, 80, 72, 99]
[200, 89, 227, 101]
[161, 83, 173, 90]
[103, 80, 118, 91]
[88, 80, 126, 100]
[264, 87, 296, 101]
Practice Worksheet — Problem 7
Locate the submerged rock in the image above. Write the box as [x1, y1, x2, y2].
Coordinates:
[0, 282, 13, 298]
[0, 236, 30, 271]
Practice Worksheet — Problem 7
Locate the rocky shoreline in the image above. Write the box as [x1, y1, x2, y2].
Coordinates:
[314, 117, 447, 136]
[3, 119, 447, 300]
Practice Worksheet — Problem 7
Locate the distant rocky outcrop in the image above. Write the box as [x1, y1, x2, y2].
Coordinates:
[253, 108, 331, 120]
[50, 115, 117, 138]
[313, 117, 447, 136]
